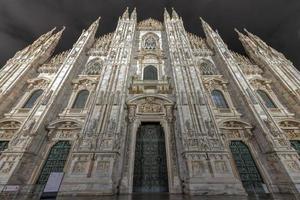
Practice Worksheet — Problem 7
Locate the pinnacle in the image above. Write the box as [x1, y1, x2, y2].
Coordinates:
[234, 28, 244, 37]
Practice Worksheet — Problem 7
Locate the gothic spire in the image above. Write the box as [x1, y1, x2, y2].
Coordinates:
[171, 7, 179, 19]
[122, 7, 129, 20]
[86, 17, 100, 34]
[164, 8, 170, 20]
[234, 28, 246, 39]
[235, 29, 258, 55]
[200, 17, 217, 38]
[78, 17, 101, 45]
[130, 7, 137, 20]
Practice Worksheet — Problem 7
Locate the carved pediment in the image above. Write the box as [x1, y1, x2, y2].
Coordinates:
[127, 95, 174, 121]
[249, 77, 272, 89]
[278, 120, 300, 139]
[27, 77, 50, 89]
[220, 120, 252, 130]
[279, 120, 300, 129]
[0, 119, 22, 130]
[203, 76, 228, 89]
[48, 119, 83, 130]
[0, 119, 22, 140]
[72, 76, 98, 89]
[47, 119, 83, 141]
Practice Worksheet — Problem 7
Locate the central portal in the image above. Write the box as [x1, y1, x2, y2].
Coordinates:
[133, 122, 169, 193]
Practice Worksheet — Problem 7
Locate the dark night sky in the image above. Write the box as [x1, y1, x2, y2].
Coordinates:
[0, 0, 300, 68]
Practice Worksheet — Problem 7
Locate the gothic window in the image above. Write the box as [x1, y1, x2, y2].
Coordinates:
[36, 141, 71, 185]
[143, 65, 158, 80]
[200, 61, 217, 75]
[22, 89, 43, 108]
[230, 141, 265, 194]
[72, 90, 89, 109]
[144, 36, 157, 50]
[0, 141, 8, 154]
[257, 90, 277, 108]
[290, 140, 300, 154]
[84, 60, 102, 75]
[211, 90, 229, 109]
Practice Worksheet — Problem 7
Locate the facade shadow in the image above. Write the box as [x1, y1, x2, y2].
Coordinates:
[57, 193, 281, 200]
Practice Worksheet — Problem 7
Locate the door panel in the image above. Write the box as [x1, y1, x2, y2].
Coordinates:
[133, 123, 168, 193]
[230, 141, 265, 194]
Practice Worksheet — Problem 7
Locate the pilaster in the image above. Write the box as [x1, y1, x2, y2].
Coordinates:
[0, 19, 100, 190]
[164, 11, 245, 195]
[201, 18, 300, 196]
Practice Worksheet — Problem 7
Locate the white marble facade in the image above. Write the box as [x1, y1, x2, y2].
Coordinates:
[0, 8, 299, 199]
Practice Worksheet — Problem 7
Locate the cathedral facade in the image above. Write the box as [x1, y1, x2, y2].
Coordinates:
[0, 8, 300, 199]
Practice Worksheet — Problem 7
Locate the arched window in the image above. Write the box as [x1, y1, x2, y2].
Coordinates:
[36, 141, 71, 185]
[72, 90, 89, 109]
[211, 90, 229, 109]
[230, 141, 265, 194]
[0, 141, 8, 155]
[257, 90, 277, 108]
[22, 89, 43, 108]
[290, 140, 300, 155]
[143, 65, 158, 80]
[144, 36, 157, 50]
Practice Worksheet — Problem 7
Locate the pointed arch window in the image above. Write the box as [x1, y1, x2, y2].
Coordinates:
[257, 90, 277, 108]
[143, 65, 158, 80]
[22, 89, 43, 108]
[72, 90, 89, 109]
[290, 140, 300, 155]
[230, 141, 265, 194]
[0, 141, 8, 155]
[211, 90, 229, 109]
[36, 141, 71, 185]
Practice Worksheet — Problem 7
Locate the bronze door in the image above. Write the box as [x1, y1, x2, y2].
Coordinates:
[133, 122, 168, 193]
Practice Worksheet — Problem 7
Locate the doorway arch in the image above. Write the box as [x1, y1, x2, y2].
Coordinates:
[120, 95, 181, 194]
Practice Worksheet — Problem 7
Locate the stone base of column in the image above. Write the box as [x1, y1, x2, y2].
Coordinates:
[184, 179, 246, 195]
[59, 180, 116, 196]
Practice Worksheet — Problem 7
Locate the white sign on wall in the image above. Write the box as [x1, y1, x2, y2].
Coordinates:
[3, 185, 19, 192]
[43, 172, 64, 193]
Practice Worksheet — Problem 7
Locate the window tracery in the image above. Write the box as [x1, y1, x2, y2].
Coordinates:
[142, 33, 159, 51]
[83, 59, 103, 75]
[144, 36, 157, 50]
[199, 60, 218, 75]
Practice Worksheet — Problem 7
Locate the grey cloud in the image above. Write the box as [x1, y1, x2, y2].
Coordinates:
[0, 0, 299, 68]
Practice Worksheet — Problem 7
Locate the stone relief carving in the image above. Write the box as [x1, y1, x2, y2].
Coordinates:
[214, 161, 229, 173]
[96, 161, 110, 176]
[0, 120, 21, 140]
[27, 77, 50, 90]
[264, 118, 281, 137]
